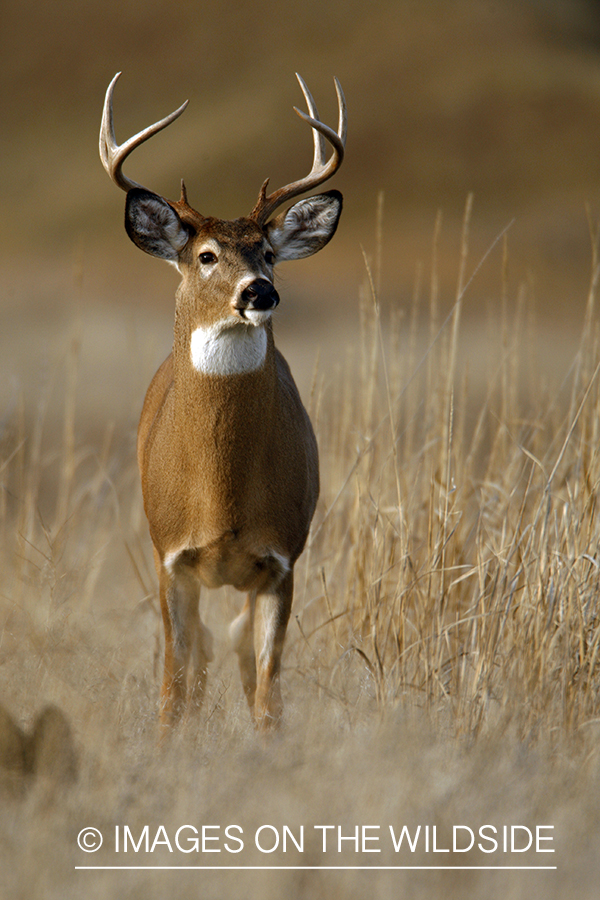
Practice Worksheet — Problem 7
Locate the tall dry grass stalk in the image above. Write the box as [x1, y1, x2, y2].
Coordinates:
[285, 206, 600, 748]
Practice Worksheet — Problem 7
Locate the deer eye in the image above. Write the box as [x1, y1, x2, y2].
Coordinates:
[199, 251, 217, 265]
[265, 250, 275, 265]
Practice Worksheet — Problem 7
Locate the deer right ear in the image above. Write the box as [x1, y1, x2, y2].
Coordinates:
[125, 188, 190, 262]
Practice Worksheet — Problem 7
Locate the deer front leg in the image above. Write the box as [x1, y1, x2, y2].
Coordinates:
[253, 571, 294, 730]
[158, 556, 213, 729]
[230, 592, 257, 713]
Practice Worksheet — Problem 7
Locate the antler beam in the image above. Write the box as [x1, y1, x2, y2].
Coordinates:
[250, 74, 347, 226]
[99, 72, 189, 194]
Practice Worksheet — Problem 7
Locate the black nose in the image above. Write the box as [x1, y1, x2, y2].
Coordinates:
[240, 278, 280, 311]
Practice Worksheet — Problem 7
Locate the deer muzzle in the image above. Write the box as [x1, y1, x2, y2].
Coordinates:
[238, 279, 280, 315]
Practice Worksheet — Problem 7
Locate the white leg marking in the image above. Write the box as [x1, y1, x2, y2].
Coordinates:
[269, 551, 290, 579]
[255, 592, 280, 666]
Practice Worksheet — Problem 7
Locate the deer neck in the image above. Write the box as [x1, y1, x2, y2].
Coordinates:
[171, 303, 277, 416]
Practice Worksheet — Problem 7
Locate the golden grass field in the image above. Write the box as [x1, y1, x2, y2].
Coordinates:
[2, 201, 600, 897]
[6, 0, 600, 896]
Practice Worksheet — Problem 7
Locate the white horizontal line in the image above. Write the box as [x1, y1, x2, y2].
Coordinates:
[75, 865, 558, 871]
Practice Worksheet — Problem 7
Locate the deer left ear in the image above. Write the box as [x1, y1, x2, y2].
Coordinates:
[266, 190, 343, 261]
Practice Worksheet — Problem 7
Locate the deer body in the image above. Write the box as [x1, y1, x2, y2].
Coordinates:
[138, 319, 319, 594]
[100, 74, 345, 729]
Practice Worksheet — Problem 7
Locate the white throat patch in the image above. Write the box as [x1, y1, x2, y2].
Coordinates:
[190, 321, 268, 375]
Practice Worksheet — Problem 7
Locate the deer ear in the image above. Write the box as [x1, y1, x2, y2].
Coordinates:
[125, 188, 190, 261]
[266, 190, 342, 261]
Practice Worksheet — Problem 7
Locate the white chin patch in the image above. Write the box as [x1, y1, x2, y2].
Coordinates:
[190, 320, 268, 376]
[243, 309, 273, 327]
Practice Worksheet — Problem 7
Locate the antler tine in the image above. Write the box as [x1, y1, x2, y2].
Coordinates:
[295, 74, 348, 171]
[334, 77, 348, 147]
[250, 75, 347, 226]
[295, 74, 328, 175]
[99, 72, 189, 194]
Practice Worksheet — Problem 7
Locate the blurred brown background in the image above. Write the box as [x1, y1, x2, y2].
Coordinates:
[3, 0, 600, 433]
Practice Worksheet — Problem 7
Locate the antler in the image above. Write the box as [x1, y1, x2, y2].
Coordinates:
[250, 74, 347, 226]
[99, 72, 189, 194]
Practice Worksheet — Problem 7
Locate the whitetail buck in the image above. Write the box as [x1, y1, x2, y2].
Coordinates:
[100, 73, 346, 730]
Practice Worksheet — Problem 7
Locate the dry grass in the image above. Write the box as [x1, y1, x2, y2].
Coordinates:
[2, 213, 600, 896]
[304, 207, 600, 746]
